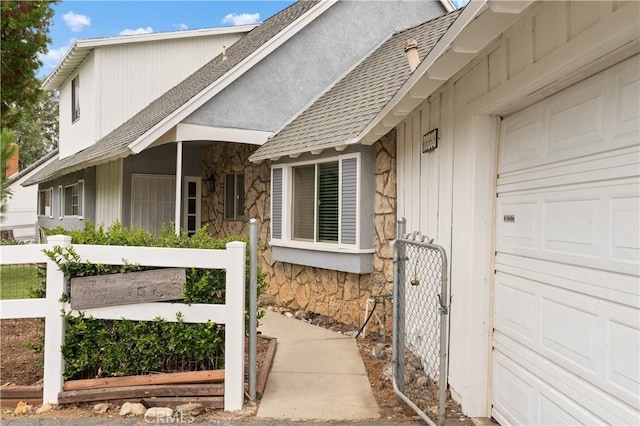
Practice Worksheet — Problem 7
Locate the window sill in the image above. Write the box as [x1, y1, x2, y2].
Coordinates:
[271, 239, 374, 254]
[270, 241, 374, 274]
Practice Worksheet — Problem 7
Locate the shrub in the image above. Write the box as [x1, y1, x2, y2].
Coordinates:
[42, 221, 265, 379]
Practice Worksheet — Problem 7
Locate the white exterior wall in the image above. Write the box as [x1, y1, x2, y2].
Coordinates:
[59, 52, 97, 159]
[57, 32, 246, 159]
[95, 33, 245, 140]
[395, 0, 639, 418]
[94, 159, 123, 227]
[4, 179, 39, 240]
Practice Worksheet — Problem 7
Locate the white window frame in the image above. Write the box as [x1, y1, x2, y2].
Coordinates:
[62, 180, 84, 219]
[71, 75, 80, 123]
[37, 188, 53, 218]
[183, 176, 202, 236]
[58, 186, 63, 219]
[271, 152, 363, 253]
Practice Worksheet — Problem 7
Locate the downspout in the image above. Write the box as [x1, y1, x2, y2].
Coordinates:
[175, 141, 183, 235]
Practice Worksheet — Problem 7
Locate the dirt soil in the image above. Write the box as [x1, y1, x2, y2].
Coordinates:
[1, 313, 472, 424]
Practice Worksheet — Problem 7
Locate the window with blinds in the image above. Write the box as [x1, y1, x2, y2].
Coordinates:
[273, 154, 358, 247]
[317, 161, 339, 242]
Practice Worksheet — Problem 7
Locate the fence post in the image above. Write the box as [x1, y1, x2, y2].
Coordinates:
[394, 218, 406, 393]
[42, 234, 72, 404]
[224, 241, 246, 411]
[248, 219, 258, 400]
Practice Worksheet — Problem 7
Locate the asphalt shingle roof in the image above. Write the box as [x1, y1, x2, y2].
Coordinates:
[25, 0, 320, 186]
[250, 9, 461, 162]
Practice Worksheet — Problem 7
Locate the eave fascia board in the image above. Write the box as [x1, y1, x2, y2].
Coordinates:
[353, 0, 489, 146]
[128, 0, 337, 155]
[75, 24, 257, 48]
[176, 123, 272, 145]
[250, 138, 359, 163]
[439, 0, 457, 13]
[25, 148, 131, 186]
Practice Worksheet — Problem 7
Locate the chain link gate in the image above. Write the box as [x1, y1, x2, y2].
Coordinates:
[392, 218, 450, 426]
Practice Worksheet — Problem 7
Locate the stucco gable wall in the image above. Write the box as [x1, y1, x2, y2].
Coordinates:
[183, 0, 445, 132]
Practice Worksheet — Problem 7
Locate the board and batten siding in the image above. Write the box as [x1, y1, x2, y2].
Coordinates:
[95, 159, 123, 227]
[96, 33, 245, 141]
[59, 52, 97, 159]
[395, 0, 639, 418]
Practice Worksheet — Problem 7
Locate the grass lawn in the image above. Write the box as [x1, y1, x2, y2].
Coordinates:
[0, 264, 43, 300]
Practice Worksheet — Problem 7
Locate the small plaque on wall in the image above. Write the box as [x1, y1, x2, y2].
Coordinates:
[422, 128, 438, 153]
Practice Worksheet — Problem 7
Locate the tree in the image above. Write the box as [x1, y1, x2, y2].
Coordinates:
[1, 1, 58, 129]
[12, 89, 58, 169]
[1, 129, 17, 220]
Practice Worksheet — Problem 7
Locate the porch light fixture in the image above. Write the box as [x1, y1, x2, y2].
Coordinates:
[206, 174, 216, 192]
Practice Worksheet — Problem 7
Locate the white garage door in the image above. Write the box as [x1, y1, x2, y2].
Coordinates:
[492, 55, 640, 425]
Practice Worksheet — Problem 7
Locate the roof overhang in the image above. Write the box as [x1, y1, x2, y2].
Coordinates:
[42, 25, 257, 91]
[352, 0, 535, 146]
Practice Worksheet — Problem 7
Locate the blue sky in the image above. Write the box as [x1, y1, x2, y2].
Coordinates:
[40, 1, 296, 77]
[40, 0, 469, 78]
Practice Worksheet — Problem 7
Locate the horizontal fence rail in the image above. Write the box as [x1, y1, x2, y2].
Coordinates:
[0, 235, 246, 411]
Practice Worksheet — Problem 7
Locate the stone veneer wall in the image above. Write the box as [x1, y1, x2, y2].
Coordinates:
[201, 130, 397, 326]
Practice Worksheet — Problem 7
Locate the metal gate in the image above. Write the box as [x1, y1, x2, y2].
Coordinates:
[392, 218, 450, 426]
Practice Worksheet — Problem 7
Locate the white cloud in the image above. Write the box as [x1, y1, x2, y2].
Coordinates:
[119, 26, 154, 36]
[222, 13, 260, 26]
[174, 23, 189, 30]
[38, 41, 74, 73]
[63, 11, 91, 32]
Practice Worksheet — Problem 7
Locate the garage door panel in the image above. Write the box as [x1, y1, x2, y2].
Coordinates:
[609, 321, 640, 395]
[546, 77, 606, 154]
[492, 346, 612, 426]
[497, 148, 639, 192]
[613, 59, 640, 138]
[611, 196, 640, 263]
[500, 105, 544, 170]
[496, 181, 640, 274]
[493, 335, 636, 425]
[494, 269, 640, 411]
[540, 298, 599, 374]
[494, 276, 537, 344]
[499, 56, 639, 175]
[543, 198, 600, 258]
[496, 254, 639, 307]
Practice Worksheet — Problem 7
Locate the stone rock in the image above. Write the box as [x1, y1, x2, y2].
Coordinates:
[14, 401, 33, 415]
[145, 407, 174, 420]
[294, 310, 309, 320]
[259, 294, 276, 306]
[416, 376, 431, 388]
[266, 305, 275, 312]
[36, 403, 53, 414]
[175, 403, 205, 417]
[284, 311, 293, 318]
[295, 284, 310, 309]
[93, 403, 109, 414]
[370, 343, 388, 359]
[119, 402, 146, 416]
[382, 364, 393, 381]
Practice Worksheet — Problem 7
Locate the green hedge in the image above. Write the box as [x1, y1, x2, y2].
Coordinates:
[43, 222, 264, 379]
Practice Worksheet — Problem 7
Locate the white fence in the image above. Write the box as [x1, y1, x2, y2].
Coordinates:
[0, 235, 246, 411]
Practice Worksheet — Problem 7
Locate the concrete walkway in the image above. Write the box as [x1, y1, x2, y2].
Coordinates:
[256, 311, 380, 421]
